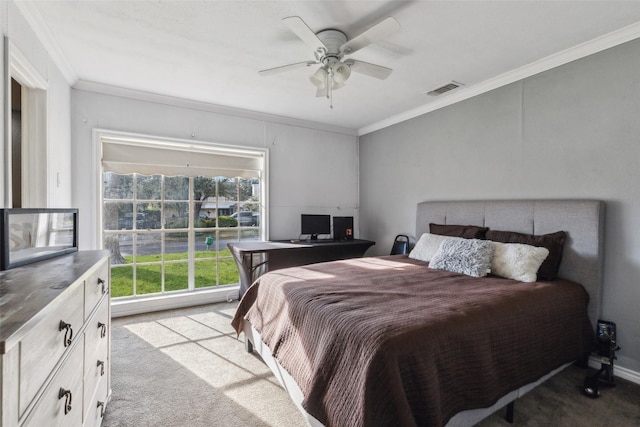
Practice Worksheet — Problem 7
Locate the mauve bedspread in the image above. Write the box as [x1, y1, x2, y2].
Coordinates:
[231, 255, 593, 427]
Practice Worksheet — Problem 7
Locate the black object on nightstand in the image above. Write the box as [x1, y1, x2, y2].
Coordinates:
[390, 235, 414, 255]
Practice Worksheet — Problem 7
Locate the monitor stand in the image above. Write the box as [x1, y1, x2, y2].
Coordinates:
[308, 234, 318, 241]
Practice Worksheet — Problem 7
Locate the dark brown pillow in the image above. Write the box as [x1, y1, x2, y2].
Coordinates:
[485, 230, 567, 280]
[429, 223, 488, 239]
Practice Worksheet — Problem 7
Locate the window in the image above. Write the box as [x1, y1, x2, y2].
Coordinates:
[99, 132, 266, 299]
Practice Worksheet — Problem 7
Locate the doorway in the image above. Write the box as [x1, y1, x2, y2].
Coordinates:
[5, 39, 48, 208]
[11, 78, 22, 207]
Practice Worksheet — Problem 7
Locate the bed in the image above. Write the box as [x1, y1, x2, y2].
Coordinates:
[231, 199, 605, 426]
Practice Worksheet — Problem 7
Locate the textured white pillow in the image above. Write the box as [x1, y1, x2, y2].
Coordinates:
[429, 238, 495, 277]
[409, 233, 462, 262]
[491, 242, 550, 282]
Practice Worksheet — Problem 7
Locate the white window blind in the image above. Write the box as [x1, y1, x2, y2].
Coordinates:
[101, 136, 264, 179]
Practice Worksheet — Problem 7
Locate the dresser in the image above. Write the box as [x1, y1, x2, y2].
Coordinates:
[0, 251, 111, 427]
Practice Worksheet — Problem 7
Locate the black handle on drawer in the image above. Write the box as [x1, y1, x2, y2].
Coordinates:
[58, 388, 72, 415]
[98, 321, 107, 338]
[97, 360, 105, 376]
[97, 401, 105, 418]
[58, 320, 73, 347]
[97, 277, 106, 294]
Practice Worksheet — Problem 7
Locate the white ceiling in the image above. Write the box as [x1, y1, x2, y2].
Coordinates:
[22, 1, 640, 134]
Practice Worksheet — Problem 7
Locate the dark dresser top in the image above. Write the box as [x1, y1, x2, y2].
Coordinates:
[0, 250, 109, 354]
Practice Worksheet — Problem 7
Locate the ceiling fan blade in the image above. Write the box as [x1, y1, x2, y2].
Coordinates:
[259, 61, 318, 77]
[340, 17, 400, 55]
[345, 59, 393, 80]
[283, 16, 327, 52]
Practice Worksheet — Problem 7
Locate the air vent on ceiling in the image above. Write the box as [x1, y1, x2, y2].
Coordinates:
[425, 81, 464, 96]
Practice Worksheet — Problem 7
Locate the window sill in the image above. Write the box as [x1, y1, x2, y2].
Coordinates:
[111, 285, 239, 318]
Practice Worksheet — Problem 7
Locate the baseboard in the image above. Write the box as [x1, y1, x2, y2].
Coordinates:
[111, 285, 239, 318]
[588, 355, 640, 385]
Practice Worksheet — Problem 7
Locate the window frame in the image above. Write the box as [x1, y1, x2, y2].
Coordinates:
[94, 129, 268, 311]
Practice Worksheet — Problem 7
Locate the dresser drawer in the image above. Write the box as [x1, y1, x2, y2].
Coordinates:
[84, 259, 109, 320]
[84, 299, 110, 397]
[19, 283, 85, 416]
[84, 363, 109, 427]
[84, 320, 109, 408]
[22, 335, 84, 427]
[84, 296, 110, 366]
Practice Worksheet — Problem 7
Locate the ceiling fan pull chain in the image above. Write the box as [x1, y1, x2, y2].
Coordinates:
[325, 71, 330, 99]
[329, 69, 334, 109]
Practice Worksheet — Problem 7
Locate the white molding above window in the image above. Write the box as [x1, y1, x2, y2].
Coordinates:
[101, 132, 264, 179]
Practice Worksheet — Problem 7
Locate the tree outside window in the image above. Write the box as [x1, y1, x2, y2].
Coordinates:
[103, 173, 261, 298]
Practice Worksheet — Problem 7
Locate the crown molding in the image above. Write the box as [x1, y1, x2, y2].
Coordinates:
[13, 0, 640, 138]
[358, 20, 640, 136]
[74, 80, 358, 137]
[13, 0, 78, 85]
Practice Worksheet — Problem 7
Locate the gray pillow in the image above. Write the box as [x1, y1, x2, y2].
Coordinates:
[429, 238, 495, 277]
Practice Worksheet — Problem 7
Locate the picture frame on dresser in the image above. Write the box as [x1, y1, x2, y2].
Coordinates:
[0, 208, 78, 271]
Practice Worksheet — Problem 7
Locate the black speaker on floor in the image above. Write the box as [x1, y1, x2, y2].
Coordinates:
[333, 216, 354, 241]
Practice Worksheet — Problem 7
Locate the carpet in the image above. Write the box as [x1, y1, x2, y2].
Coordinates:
[103, 302, 640, 426]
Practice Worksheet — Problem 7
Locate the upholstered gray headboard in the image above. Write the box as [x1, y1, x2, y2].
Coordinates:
[416, 200, 605, 328]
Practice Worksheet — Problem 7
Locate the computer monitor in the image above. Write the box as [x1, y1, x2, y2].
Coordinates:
[301, 214, 331, 241]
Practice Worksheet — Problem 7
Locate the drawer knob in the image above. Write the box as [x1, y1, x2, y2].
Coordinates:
[98, 321, 107, 338]
[97, 400, 105, 418]
[58, 320, 73, 347]
[97, 277, 106, 294]
[58, 388, 72, 415]
[97, 360, 105, 376]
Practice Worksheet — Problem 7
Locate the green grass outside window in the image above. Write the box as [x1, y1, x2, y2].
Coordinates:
[110, 249, 239, 297]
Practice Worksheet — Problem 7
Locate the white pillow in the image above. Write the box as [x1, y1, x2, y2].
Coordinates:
[491, 242, 550, 282]
[409, 233, 462, 262]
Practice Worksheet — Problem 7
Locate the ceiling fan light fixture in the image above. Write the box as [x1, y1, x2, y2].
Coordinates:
[331, 61, 351, 84]
[331, 80, 345, 91]
[310, 67, 328, 88]
[264, 15, 400, 109]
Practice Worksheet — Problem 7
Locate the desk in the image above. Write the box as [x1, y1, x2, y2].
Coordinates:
[228, 239, 375, 298]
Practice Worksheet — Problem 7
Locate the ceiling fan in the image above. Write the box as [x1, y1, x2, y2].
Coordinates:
[259, 16, 400, 108]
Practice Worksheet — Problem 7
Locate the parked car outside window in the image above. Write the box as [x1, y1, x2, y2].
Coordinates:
[231, 211, 258, 226]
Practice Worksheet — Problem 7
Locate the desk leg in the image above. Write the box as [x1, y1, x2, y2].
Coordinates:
[234, 251, 268, 298]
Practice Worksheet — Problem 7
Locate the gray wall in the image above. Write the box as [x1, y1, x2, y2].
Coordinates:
[0, 0, 72, 208]
[71, 90, 359, 249]
[359, 39, 640, 375]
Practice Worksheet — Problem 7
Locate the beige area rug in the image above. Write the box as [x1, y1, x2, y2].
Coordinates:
[103, 302, 640, 427]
